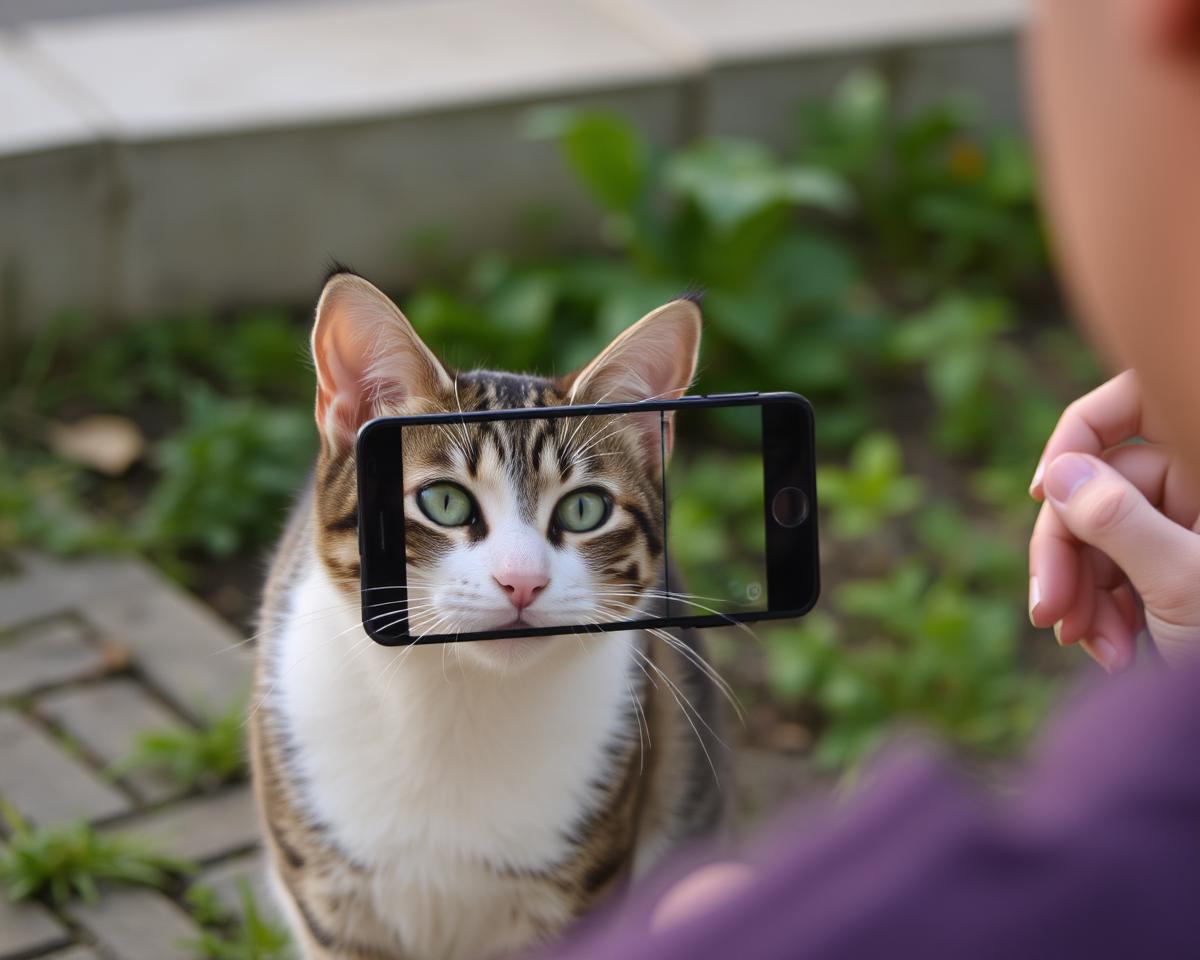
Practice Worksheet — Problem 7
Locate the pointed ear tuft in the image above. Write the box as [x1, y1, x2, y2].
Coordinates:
[311, 273, 451, 453]
[566, 299, 701, 406]
[322, 260, 360, 286]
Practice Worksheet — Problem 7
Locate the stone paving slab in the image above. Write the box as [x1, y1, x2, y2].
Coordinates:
[0, 710, 132, 825]
[82, 576, 251, 720]
[0, 888, 71, 960]
[0, 554, 161, 635]
[113, 786, 259, 864]
[196, 851, 279, 922]
[71, 887, 200, 960]
[0, 552, 264, 956]
[37, 679, 183, 805]
[0, 618, 106, 700]
[45, 947, 104, 960]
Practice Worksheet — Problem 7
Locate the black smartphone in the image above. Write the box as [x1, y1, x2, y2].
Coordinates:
[356, 392, 818, 645]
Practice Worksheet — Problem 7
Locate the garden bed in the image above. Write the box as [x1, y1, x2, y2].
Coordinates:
[1, 71, 1100, 786]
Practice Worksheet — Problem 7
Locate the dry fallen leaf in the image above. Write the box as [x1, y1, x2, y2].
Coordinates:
[96, 639, 133, 675]
[48, 415, 146, 476]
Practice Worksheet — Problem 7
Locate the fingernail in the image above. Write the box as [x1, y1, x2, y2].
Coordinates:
[1086, 636, 1119, 673]
[1053, 620, 1064, 645]
[1028, 576, 1041, 625]
[1045, 454, 1096, 503]
[1029, 458, 1045, 497]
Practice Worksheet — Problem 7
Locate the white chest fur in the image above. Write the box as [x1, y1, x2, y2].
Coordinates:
[268, 563, 641, 959]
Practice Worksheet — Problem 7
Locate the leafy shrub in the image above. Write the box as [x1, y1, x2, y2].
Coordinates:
[799, 70, 1045, 296]
[766, 565, 1053, 771]
[109, 700, 247, 793]
[139, 389, 316, 559]
[184, 878, 293, 960]
[0, 451, 137, 555]
[816, 431, 925, 539]
[0, 800, 194, 907]
[0, 70, 1083, 775]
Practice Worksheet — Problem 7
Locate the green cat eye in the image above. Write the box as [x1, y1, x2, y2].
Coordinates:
[417, 483, 475, 527]
[555, 490, 610, 533]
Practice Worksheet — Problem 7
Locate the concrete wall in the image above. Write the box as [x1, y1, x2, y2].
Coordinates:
[0, 0, 1028, 333]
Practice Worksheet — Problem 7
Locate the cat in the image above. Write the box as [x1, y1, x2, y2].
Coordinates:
[250, 270, 727, 960]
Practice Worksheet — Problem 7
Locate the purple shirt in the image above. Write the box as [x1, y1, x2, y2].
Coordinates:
[554, 662, 1200, 960]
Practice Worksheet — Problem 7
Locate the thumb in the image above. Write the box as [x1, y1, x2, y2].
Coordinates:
[1044, 453, 1200, 622]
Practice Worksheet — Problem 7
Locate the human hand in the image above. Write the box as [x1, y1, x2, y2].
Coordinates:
[1029, 370, 1200, 672]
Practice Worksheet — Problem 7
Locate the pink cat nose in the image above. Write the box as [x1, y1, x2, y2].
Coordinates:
[494, 572, 548, 610]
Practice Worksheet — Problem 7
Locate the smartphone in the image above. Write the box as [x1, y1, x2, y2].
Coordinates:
[356, 392, 818, 645]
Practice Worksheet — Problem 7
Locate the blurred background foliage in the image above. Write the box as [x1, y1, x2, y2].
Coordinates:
[0, 70, 1102, 775]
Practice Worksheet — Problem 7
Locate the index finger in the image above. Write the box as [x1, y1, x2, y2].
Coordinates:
[1030, 370, 1170, 500]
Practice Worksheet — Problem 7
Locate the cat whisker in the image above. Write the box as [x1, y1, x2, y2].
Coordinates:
[591, 599, 744, 721]
[621, 638, 725, 787]
[595, 589, 763, 643]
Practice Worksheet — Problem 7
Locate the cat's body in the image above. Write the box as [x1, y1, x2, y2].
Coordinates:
[251, 274, 726, 960]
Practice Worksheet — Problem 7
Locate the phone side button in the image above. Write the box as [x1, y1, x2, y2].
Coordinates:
[679, 394, 706, 401]
[705, 391, 760, 399]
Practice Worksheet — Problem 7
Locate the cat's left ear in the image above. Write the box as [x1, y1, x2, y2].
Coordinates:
[565, 298, 701, 461]
[311, 272, 453, 453]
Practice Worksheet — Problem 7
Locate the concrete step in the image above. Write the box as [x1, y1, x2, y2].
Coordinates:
[0, 0, 1027, 330]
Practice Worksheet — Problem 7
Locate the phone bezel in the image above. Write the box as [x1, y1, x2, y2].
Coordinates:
[356, 392, 819, 645]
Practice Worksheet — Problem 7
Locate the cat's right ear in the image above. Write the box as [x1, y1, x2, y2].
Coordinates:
[311, 272, 452, 453]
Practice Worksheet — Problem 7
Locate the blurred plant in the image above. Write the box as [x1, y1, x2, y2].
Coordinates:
[10, 310, 312, 415]
[0, 799, 194, 907]
[890, 295, 1060, 466]
[800, 69, 1045, 297]
[184, 878, 293, 960]
[187, 882, 235, 928]
[667, 449, 769, 612]
[0, 72, 1082, 781]
[109, 699, 247, 793]
[0, 449, 138, 555]
[816, 431, 925, 539]
[0, 309, 315, 571]
[765, 562, 1053, 771]
[405, 103, 885, 449]
[138, 388, 316, 559]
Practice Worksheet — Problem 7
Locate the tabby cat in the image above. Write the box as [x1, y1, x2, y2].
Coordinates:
[251, 271, 727, 960]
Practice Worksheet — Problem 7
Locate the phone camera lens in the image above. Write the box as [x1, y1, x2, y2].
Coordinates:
[772, 487, 809, 528]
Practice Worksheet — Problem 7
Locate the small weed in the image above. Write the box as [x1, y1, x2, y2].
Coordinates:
[187, 882, 234, 927]
[183, 878, 293, 960]
[109, 701, 247, 793]
[0, 799, 194, 907]
[816, 431, 925, 539]
[765, 567, 1053, 772]
[139, 387, 316, 560]
[799, 69, 1045, 296]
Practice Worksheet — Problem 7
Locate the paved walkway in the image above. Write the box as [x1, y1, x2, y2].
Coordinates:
[0, 552, 258, 960]
[0, 551, 820, 958]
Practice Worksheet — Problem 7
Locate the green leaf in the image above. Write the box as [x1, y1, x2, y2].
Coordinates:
[665, 140, 850, 231]
[525, 107, 647, 212]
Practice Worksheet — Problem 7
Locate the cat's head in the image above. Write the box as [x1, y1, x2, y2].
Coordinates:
[310, 271, 700, 672]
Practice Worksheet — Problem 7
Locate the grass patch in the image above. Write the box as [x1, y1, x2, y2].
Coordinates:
[109, 701, 247, 793]
[184, 879, 294, 960]
[0, 799, 195, 907]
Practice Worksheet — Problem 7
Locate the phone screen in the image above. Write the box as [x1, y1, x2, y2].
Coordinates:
[358, 394, 816, 644]
[664, 403, 768, 618]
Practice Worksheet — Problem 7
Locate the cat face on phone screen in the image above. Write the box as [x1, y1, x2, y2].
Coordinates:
[399, 403, 665, 643]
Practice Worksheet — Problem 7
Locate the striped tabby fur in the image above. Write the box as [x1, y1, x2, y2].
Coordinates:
[251, 272, 726, 960]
